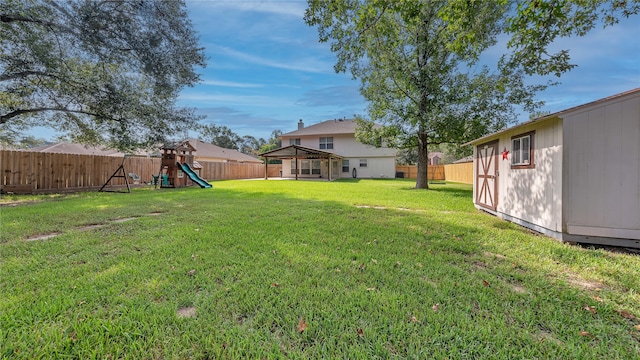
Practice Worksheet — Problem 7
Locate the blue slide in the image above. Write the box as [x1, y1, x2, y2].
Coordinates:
[177, 162, 212, 188]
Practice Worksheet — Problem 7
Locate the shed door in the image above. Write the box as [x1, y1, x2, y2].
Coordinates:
[476, 140, 498, 211]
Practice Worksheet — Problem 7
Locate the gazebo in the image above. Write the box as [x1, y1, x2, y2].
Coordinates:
[259, 145, 343, 180]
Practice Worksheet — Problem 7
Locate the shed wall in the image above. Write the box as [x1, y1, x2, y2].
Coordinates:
[497, 118, 564, 234]
[562, 93, 640, 240]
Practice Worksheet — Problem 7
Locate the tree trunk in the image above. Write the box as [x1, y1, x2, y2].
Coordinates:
[415, 129, 429, 189]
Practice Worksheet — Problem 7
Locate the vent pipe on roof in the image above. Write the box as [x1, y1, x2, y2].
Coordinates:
[298, 119, 304, 130]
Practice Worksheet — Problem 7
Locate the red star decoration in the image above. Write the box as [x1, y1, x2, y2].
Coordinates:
[502, 147, 509, 160]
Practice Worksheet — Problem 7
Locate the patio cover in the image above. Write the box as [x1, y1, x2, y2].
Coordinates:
[259, 145, 343, 180]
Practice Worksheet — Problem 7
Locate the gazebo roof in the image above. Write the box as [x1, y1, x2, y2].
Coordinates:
[259, 145, 343, 159]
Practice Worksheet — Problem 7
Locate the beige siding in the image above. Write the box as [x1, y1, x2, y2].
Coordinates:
[563, 93, 640, 239]
[281, 134, 396, 178]
[473, 117, 563, 234]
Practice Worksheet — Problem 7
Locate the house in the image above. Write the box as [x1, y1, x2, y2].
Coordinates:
[184, 139, 262, 164]
[428, 152, 443, 165]
[467, 88, 640, 248]
[260, 119, 396, 179]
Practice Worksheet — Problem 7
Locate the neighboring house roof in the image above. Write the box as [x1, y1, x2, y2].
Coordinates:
[185, 139, 262, 163]
[453, 155, 474, 164]
[281, 119, 360, 137]
[428, 152, 443, 160]
[30, 142, 128, 157]
[465, 87, 640, 146]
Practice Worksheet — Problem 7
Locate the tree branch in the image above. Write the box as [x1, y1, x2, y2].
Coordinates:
[1, 108, 100, 124]
[0, 70, 58, 82]
[0, 13, 57, 27]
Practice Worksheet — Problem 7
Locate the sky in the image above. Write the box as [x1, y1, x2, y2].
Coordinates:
[28, 1, 640, 142]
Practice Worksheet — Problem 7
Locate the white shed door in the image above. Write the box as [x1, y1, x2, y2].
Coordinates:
[476, 141, 498, 211]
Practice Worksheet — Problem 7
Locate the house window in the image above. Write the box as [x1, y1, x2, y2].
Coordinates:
[289, 138, 300, 145]
[301, 160, 311, 175]
[290, 160, 298, 174]
[511, 131, 535, 169]
[312, 160, 321, 175]
[359, 159, 368, 168]
[319, 137, 333, 150]
[342, 159, 350, 172]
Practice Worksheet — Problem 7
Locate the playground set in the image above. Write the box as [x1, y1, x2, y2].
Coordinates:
[99, 141, 211, 192]
[155, 142, 211, 189]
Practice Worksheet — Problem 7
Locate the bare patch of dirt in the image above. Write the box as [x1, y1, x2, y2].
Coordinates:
[565, 274, 604, 291]
[177, 307, 196, 318]
[534, 330, 564, 345]
[25, 232, 62, 241]
[483, 251, 507, 259]
[472, 261, 488, 270]
[510, 283, 527, 294]
[0, 200, 43, 207]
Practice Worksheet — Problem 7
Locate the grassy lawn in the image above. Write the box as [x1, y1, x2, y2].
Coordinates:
[1, 179, 639, 358]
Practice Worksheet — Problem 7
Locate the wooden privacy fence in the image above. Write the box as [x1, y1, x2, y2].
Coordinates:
[198, 161, 264, 180]
[395, 165, 445, 180]
[443, 162, 473, 184]
[0, 150, 264, 193]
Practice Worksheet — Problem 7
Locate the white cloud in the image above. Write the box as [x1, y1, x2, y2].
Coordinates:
[211, 44, 334, 73]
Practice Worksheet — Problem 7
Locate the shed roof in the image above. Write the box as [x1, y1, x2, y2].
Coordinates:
[465, 87, 640, 146]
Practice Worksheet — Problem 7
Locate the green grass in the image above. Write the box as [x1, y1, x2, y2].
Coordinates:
[1, 179, 639, 359]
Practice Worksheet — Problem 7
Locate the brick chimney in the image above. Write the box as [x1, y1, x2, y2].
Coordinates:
[298, 119, 304, 130]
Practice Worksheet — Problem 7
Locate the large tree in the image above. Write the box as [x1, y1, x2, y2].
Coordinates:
[305, 0, 638, 189]
[198, 124, 242, 150]
[306, 0, 542, 188]
[0, 0, 206, 151]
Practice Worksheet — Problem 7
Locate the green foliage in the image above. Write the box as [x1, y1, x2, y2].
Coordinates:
[504, 0, 639, 77]
[239, 135, 266, 156]
[0, 135, 48, 149]
[198, 124, 242, 150]
[258, 129, 283, 163]
[0, 0, 206, 151]
[305, 0, 544, 189]
[2, 181, 640, 358]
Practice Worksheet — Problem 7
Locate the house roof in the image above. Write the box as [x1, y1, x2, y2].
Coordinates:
[259, 144, 343, 159]
[185, 139, 262, 163]
[453, 155, 474, 164]
[30, 142, 128, 157]
[281, 119, 359, 137]
[465, 87, 640, 146]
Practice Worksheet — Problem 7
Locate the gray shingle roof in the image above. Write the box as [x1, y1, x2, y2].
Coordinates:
[185, 139, 262, 163]
[30, 142, 127, 156]
[281, 119, 358, 137]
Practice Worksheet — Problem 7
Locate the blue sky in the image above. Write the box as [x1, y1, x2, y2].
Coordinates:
[181, 1, 640, 141]
[28, 1, 640, 142]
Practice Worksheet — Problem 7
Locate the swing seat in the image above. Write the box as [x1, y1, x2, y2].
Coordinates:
[152, 175, 159, 185]
[128, 173, 140, 184]
[161, 174, 170, 186]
